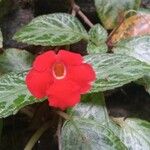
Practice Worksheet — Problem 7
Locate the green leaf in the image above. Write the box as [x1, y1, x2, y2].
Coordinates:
[94, 0, 141, 29]
[132, 40, 150, 93]
[87, 24, 108, 54]
[62, 92, 127, 150]
[113, 36, 150, 65]
[0, 72, 44, 118]
[138, 8, 150, 15]
[62, 93, 150, 150]
[87, 42, 108, 54]
[112, 118, 150, 150]
[13, 13, 88, 46]
[0, 29, 2, 48]
[84, 53, 150, 92]
[0, 48, 34, 73]
[61, 119, 127, 150]
[70, 92, 109, 124]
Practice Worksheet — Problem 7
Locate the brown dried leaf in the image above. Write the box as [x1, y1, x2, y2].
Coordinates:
[110, 13, 150, 44]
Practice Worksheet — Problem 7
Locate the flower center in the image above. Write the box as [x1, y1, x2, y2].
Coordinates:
[52, 62, 66, 79]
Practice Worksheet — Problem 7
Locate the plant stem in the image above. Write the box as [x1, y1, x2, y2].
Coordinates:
[56, 110, 71, 120]
[77, 8, 94, 27]
[68, 0, 94, 27]
[24, 120, 51, 150]
[20, 107, 34, 118]
[57, 118, 62, 150]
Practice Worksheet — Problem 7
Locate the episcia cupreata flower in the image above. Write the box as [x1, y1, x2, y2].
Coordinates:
[26, 50, 96, 110]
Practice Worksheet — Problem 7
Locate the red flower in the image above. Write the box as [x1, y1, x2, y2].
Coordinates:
[26, 50, 96, 110]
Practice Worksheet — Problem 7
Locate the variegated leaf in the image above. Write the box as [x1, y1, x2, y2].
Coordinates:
[14, 13, 88, 46]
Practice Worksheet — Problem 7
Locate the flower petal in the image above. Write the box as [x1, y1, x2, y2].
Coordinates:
[78, 82, 92, 94]
[69, 63, 96, 93]
[47, 80, 81, 109]
[48, 93, 80, 110]
[26, 69, 53, 98]
[57, 50, 83, 65]
[33, 51, 56, 71]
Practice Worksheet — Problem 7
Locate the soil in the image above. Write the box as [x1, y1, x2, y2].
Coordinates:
[0, 0, 150, 149]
